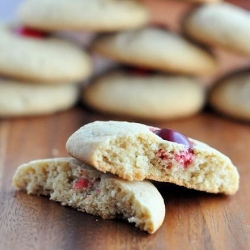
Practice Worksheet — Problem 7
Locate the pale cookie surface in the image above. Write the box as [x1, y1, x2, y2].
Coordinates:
[91, 27, 218, 76]
[209, 70, 250, 121]
[183, 3, 250, 56]
[18, 0, 149, 32]
[82, 70, 205, 120]
[66, 121, 239, 195]
[12, 157, 165, 234]
[0, 79, 79, 117]
[0, 25, 92, 83]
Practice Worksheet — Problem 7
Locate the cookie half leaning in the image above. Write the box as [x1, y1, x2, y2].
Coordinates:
[66, 121, 239, 195]
[12, 157, 165, 234]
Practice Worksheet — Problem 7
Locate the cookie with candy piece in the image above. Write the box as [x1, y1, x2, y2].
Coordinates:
[66, 121, 239, 195]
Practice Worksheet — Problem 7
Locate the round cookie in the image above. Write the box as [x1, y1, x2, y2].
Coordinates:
[0, 79, 79, 117]
[66, 121, 240, 195]
[208, 70, 250, 122]
[183, 3, 250, 56]
[82, 70, 206, 120]
[18, 0, 149, 32]
[91, 27, 218, 76]
[0, 25, 92, 83]
[13, 157, 165, 234]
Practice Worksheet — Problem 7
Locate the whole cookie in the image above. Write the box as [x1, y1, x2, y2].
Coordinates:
[13, 157, 165, 234]
[82, 70, 205, 120]
[183, 3, 250, 56]
[0, 79, 79, 117]
[66, 121, 240, 195]
[0, 25, 92, 83]
[91, 27, 218, 76]
[18, 0, 149, 32]
[209, 70, 250, 121]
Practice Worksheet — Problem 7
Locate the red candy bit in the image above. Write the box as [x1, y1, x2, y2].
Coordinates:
[174, 148, 195, 169]
[153, 128, 192, 147]
[156, 148, 169, 161]
[73, 178, 89, 190]
[14, 27, 47, 39]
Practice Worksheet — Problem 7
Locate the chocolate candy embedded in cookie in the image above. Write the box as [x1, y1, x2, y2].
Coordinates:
[153, 128, 192, 147]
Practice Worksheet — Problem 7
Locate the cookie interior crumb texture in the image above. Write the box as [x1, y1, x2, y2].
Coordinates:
[66, 121, 239, 195]
[12, 157, 165, 234]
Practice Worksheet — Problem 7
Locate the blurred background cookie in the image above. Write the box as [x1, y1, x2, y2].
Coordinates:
[91, 27, 218, 76]
[18, 0, 150, 32]
[82, 69, 205, 120]
[0, 79, 79, 117]
[0, 25, 92, 83]
[183, 2, 250, 56]
[208, 69, 250, 122]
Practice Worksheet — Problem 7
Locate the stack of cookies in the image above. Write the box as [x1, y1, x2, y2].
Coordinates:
[11, 0, 250, 122]
[0, 23, 93, 117]
[12, 120, 240, 233]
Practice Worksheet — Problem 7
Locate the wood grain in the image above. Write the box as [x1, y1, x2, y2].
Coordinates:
[0, 107, 250, 250]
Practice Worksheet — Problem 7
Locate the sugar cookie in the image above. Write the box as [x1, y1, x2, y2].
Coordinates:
[13, 157, 165, 234]
[0, 79, 79, 117]
[82, 70, 205, 120]
[66, 121, 239, 195]
[183, 3, 250, 56]
[209, 70, 250, 121]
[0, 25, 92, 83]
[18, 0, 149, 32]
[91, 27, 218, 76]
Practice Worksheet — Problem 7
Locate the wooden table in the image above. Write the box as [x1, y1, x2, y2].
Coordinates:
[0, 106, 250, 250]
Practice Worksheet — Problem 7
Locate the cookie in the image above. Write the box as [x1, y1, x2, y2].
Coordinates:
[183, 3, 250, 56]
[12, 157, 165, 234]
[0, 79, 79, 117]
[0, 25, 92, 83]
[82, 70, 206, 120]
[91, 27, 218, 76]
[66, 121, 239, 195]
[18, 0, 149, 32]
[208, 70, 250, 122]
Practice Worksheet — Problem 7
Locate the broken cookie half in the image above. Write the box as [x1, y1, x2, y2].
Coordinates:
[66, 121, 239, 195]
[12, 157, 165, 234]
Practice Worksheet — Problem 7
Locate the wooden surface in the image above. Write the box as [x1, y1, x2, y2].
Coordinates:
[1, 0, 250, 249]
[0, 107, 250, 250]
